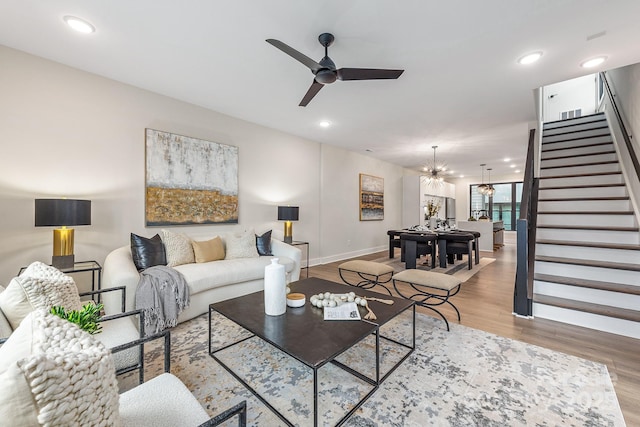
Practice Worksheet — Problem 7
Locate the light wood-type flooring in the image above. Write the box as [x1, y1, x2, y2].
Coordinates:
[306, 243, 640, 425]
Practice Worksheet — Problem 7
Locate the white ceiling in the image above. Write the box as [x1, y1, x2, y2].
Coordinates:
[2, 0, 640, 178]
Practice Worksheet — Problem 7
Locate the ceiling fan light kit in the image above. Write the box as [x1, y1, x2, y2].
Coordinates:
[266, 33, 404, 106]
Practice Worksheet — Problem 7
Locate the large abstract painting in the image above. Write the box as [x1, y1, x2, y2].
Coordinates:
[145, 129, 238, 226]
[359, 173, 384, 221]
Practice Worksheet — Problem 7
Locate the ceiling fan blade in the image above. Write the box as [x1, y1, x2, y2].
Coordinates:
[299, 81, 324, 107]
[337, 68, 404, 81]
[266, 39, 322, 72]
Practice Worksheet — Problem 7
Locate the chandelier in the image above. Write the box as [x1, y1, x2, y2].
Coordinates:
[478, 164, 495, 196]
[424, 145, 445, 186]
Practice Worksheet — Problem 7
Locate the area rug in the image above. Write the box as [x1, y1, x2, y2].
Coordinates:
[120, 311, 625, 426]
[369, 254, 495, 283]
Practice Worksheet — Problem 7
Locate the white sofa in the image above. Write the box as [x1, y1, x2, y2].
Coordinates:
[102, 239, 301, 323]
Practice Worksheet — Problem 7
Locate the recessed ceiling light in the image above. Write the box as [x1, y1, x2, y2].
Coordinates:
[459, 175, 464, 178]
[503, 158, 510, 162]
[63, 15, 95, 33]
[515, 170, 521, 173]
[581, 56, 607, 68]
[319, 120, 331, 128]
[518, 51, 542, 65]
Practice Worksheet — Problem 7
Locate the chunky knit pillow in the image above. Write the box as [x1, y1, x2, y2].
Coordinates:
[0, 309, 122, 426]
[0, 262, 82, 330]
[161, 229, 195, 267]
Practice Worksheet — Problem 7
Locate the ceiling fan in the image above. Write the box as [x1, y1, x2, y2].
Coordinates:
[266, 33, 404, 107]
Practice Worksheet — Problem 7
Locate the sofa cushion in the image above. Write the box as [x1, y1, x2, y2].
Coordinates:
[255, 230, 273, 256]
[131, 233, 167, 271]
[175, 256, 295, 295]
[225, 229, 259, 259]
[161, 229, 195, 267]
[192, 236, 225, 263]
[0, 262, 82, 330]
[0, 310, 121, 426]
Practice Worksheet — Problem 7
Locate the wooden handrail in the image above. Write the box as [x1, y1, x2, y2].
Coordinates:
[514, 128, 537, 316]
[519, 128, 537, 220]
[600, 71, 640, 179]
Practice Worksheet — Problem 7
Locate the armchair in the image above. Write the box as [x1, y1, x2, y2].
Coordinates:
[0, 262, 143, 380]
[0, 309, 247, 426]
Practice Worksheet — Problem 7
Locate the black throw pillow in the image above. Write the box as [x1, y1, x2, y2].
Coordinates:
[255, 230, 273, 256]
[130, 233, 167, 271]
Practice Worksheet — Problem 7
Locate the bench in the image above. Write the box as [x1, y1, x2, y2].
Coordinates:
[338, 260, 395, 296]
[392, 269, 462, 331]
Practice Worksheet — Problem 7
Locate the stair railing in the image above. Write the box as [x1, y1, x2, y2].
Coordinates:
[599, 71, 640, 222]
[514, 128, 538, 317]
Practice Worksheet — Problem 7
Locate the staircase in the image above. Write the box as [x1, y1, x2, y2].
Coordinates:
[533, 112, 640, 339]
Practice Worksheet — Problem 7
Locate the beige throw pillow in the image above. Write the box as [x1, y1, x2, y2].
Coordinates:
[0, 310, 122, 426]
[161, 229, 195, 267]
[192, 237, 225, 263]
[0, 262, 82, 330]
[225, 229, 259, 259]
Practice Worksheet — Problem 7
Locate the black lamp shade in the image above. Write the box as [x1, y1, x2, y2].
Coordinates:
[277, 206, 299, 221]
[35, 199, 91, 227]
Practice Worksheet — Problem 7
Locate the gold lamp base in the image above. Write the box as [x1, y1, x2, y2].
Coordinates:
[52, 227, 75, 269]
[283, 221, 293, 244]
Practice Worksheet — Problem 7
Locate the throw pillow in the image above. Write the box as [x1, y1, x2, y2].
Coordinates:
[160, 229, 195, 267]
[131, 233, 167, 271]
[225, 229, 259, 259]
[192, 237, 225, 263]
[255, 230, 273, 256]
[0, 310, 121, 426]
[0, 262, 82, 330]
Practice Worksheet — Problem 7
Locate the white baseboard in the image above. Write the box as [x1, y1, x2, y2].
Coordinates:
[312, 245, 387, 266]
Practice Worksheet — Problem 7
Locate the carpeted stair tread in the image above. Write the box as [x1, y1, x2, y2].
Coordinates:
[535, 255, 640, 272]
[534, 273, 640, 295]
[536, 239, 640, 251]
[533, 294, 640, 323]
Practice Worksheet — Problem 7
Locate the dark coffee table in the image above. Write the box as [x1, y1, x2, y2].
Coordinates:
[208, 277, 415, 426]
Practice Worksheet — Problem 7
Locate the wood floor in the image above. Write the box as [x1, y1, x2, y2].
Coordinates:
[306, 243, 640, 425]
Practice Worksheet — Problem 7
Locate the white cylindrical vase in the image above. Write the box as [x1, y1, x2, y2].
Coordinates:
[429, 217, 437, 229]
[264, 258, 286, 316]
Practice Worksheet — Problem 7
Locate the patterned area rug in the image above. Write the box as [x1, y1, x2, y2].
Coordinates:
[369, 254, 495, 283]
[120, 310, 625, 426]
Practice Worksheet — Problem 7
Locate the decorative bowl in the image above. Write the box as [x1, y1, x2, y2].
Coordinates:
[286, 292, 306, 308]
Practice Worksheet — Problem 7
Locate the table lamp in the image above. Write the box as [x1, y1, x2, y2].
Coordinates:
[277, 206, 299, 244]
[35, 199, 91, 269]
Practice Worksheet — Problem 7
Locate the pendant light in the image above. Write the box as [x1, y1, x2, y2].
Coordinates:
[424, 145, 445, 186]
[477, 164, 490, 194]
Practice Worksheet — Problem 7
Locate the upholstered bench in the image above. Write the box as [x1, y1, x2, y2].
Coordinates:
[392, 270, 462, 331]
[338, 260, 395, 295]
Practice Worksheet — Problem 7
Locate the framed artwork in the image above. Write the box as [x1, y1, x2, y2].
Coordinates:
[145, 129, 239, 226]
[359, 173, 384, 221]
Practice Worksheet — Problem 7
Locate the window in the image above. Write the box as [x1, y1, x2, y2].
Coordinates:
[469, 181, 523, 231]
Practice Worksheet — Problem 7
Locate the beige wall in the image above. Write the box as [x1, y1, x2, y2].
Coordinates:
[0, 45, 405, 286]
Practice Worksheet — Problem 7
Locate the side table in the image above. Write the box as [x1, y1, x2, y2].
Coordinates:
[19, 260, 102, 294]
[290, 241, 309, 278]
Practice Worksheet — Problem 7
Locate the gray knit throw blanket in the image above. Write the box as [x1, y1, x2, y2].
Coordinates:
[135, 265, 190, 334]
